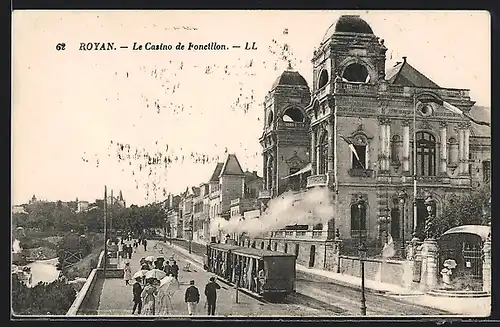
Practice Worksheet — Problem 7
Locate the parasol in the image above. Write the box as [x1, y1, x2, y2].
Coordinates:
[159, 276, 180, 296]
[145, 268, 167, 280]
[145, 255, 155, 262]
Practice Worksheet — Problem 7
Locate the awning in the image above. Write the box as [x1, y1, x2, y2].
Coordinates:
[281, 163, 312, 179]
[441, 225, 491, 241]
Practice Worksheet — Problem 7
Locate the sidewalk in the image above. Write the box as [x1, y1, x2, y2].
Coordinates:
[169, 240, 491, 316]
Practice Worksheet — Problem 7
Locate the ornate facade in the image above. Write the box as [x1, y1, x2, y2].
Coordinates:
[255, 15, 491, 268]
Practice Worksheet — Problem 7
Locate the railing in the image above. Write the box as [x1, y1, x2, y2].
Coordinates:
[348, 169, 374, 178]
[312, 231, 324, 238]
[315, 85, 330, 100]
[295, 231, 306, 237]
[66, 250, 105, 316]
[279, 121, 307, 129]
[335, 81, 377, 95]
[416, 175, 451, 184]
[306, 174, 327, 188]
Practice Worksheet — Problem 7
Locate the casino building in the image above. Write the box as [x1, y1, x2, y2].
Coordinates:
[250, 15, 490, 269]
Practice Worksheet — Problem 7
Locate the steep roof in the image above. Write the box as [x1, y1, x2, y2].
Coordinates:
[271, 69, 309, 90]
[244, 170, 262, 183]
[385, 59, 440, 88]
[209, 163, 224, 182]
[322, 15, 374, 43]
[469, 105, 491, 137]
[219, 154, 245, 177]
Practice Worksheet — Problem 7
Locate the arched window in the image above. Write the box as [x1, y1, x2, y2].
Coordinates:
[391, 135, 401, 164]
[483, 160, 491, 183]
[282, 107, 304, 122]
[416, 131, 436, 177]
[448, 137, 459, 166]
[318, 70, 329, 89]
[342, 63, 370, 83]
[350, 202, 367, 236]
[318, 132, 328, 174]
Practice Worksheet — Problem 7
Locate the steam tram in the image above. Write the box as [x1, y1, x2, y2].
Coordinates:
[205, 243, 296, 300]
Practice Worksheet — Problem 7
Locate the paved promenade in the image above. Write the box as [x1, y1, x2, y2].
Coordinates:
[96, 240, 334, 316]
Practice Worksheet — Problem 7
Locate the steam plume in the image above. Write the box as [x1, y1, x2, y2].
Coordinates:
[210, 187, 335, 237]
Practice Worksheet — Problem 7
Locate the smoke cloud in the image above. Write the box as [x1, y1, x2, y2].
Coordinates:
[210, 187, 335, 238]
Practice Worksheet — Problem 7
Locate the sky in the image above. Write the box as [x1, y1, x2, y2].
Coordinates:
[12, 10, 491, 206]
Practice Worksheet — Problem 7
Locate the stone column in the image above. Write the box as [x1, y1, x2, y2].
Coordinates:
[439, 122, 447, 174]
[402, 120, 410, 172]
[386, 123, 391, 171]
[263, 153, 268, 189]
[463, 125, 470, 175]
[459, 127, 465, 174]
[311, 127, 317, 175]
[327, 123, 334, 174]
[483, 236, 491, 293]
[423, 239, 439, 290]
[379, 119, 387, 171]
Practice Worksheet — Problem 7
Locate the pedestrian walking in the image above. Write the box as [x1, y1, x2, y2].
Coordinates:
[171, 261, 179, 280]
[132, 276, 143, 314]
[143, 239, 148, 251]
[127, 244, 133, 259]
[184, 280, 200, 316]
[141, 279, 158, 315]
[118, 242, 124, 267]
[123, 262, 132, 285]
[204, 277, 221, 316]
[164, 261, 172, 276]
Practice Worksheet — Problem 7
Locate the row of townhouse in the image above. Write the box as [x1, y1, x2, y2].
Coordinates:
[163, 154, 263, 244]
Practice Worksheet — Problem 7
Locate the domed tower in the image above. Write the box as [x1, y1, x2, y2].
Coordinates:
[259, 65, 311, 200]
[312, 15, 387, 92]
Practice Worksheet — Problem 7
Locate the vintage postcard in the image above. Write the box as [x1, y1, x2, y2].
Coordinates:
[11, 10, 491, 318]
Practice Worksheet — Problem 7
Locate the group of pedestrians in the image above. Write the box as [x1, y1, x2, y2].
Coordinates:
[183, 277, 221, 316]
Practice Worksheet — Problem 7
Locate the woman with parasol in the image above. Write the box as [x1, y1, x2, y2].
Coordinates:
[155, 275, 180, 315]
[140, 278, 159, 315]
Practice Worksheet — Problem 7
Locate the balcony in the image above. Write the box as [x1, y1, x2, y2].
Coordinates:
[334, 81, 377, 95]
[279, 121, 307, 129]
[307, 174, 327, 188]
[259, 190, 271, 199]
[266, 230, 327, 240]
[230, 198, 240, 206]
[348, 169, 374, 178]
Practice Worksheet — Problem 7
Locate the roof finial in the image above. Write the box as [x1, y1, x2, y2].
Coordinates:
[287, 60, 293, 70]
[402, 56, 407, 63]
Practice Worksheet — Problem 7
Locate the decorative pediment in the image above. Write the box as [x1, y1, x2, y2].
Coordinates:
[348, 124, 373, 145]
[285, 151, 304, 169]
[350, 193, 368, 205]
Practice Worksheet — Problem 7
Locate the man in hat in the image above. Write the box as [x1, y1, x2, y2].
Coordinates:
[132, 276, 143, 314]
[204, 276, 221, 315]
[184, 280, 200, 316]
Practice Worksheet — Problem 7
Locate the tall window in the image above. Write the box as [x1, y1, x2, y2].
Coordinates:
[350, 202, 367, 234]
[318, 132, 328, 174]
[352, 145, 367, 169]
[289, 167, 300, 191]
[483, 160, 491, 183]
[416, 131, 436, 176]
[391, 135, 401, 164]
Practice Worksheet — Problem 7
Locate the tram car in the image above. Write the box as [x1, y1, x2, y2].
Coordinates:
[205, 243, 296, 300]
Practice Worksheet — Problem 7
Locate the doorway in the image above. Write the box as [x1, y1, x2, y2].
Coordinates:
[309, 245, 316, 268]
[284, 243, 288, 253]
[295, 244, 300, 258]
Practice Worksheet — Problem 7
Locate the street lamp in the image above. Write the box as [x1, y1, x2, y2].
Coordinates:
[398, 189, 408, 259]
[356, 196, 367, 316]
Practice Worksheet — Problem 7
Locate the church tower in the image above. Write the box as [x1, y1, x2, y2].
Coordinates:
[259, 64, 311, 201]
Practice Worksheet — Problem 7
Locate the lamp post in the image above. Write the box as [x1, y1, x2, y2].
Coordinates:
[398, 189, 408, 259]
[356, 196, 367, 316]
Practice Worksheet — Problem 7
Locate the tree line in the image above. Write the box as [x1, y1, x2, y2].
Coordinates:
[12, 200, 168, 236]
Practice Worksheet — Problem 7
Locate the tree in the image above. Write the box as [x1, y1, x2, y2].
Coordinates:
[12, 274, 76, 315]
[435, 185, 491, 236]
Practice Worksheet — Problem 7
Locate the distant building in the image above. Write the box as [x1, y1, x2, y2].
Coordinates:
[165, 194, 181, 238]
[77, 201, 90, 213]
[106, 190, 126, 208]
[12, 205, 27, 214]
